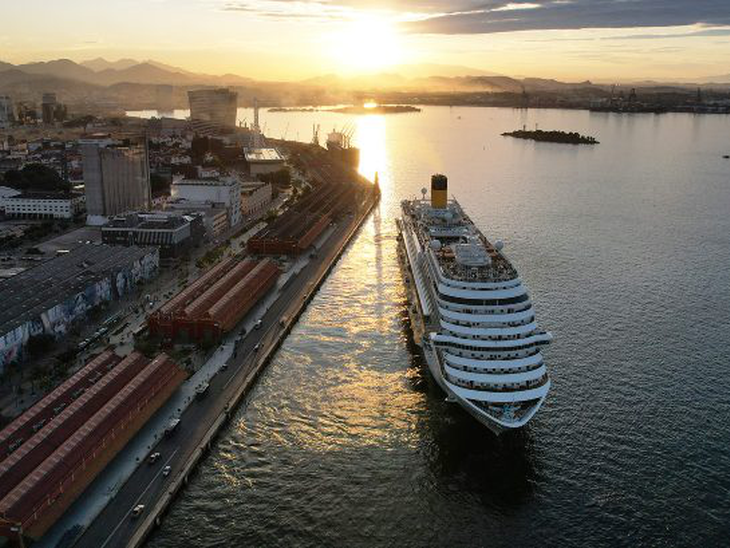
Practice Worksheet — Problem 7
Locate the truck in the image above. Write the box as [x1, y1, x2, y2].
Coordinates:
[164, 418, 180, 436]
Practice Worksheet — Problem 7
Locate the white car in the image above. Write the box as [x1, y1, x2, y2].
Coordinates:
[162, 465, 171, 477]
[131, 504, 145, 518]
[254, 319, 263, 330]
[148, 452, 161, 464]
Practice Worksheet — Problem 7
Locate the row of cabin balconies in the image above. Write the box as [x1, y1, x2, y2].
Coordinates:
[445, 372, 549, 393]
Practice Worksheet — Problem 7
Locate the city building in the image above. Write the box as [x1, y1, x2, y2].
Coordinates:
[2, 191, 85, 219]
[102, 211, 204, 258]
[82, 142, 152, 225]
[244, 147, 285, 177]
[148, 116, 189, 137]
[40, 93, 66, 125]
[165, 200, 229, 238]
[171, 175, 241, 227]
[0, 350, 186, 543]
[240, 181, 272, 218]
[0, 186, 21, 213]
[0, 96, 12, 129]
[187, 88, 238, 134]
[148, 258, 280, 342]
[0, 244, 159, 370]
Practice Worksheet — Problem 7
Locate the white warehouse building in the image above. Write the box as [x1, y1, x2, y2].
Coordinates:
[171, 176, 241, 228]
[3, 192, 85, 219]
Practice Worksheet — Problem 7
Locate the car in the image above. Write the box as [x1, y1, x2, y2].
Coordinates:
[131, 504, 145, 518]
[162, 465, 171, 477]
[253, 343, 261, 352]
[148, 452, 161, 464]
[254, 319, 263, 330]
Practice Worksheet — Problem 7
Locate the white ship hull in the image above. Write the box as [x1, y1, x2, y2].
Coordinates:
[396, 186, 552, 435]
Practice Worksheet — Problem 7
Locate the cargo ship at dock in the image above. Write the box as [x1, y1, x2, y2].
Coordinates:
[396, 175, 552, 434]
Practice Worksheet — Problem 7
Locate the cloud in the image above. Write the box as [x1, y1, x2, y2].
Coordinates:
[219, 0, 730, 36]
[605, 27, 730, 40]
[397, 0, 730, 35]
[221, 0, 364, 22]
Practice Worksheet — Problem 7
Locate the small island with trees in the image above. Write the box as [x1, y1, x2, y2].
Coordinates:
[502, 128, 599, 145]
[268, 104, 421, 115]
[332, 105, 421, 115]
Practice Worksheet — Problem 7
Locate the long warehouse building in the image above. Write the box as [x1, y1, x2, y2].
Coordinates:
[248, 181, 352, 255]
[0, 352, 186, 543]
[0, 244, 159, 372]
[148, 258, 280, 341]
[0, 350, 120, 461]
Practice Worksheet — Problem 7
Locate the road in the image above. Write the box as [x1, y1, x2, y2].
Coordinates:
[74, 191, 374, 548]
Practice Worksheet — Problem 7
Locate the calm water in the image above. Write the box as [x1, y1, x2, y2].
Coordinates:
[141, 107, 730, 546]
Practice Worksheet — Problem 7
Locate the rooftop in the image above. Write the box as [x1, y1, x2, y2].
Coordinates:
[0, 244, 155, 336]
[105, 212, 188, 231]
[11, 191, 80, 201]
[173, 177, 238, 187]
[404, 199, 517, 283]
[244, 148, 283, 163]
[240, 181, 269, 195]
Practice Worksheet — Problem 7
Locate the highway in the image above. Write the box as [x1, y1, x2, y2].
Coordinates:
[74, 187, 375, 548]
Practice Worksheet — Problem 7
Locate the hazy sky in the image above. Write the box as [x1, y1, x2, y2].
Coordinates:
[1, 0, 729, 81]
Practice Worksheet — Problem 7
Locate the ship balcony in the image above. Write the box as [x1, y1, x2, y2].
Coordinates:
[444, 376, 551, 403]
[436, 296, 533, 316]
[444, 363, 547, 386]
[431, 331, 553, 350]
[438, 305, 535, 325]
[443, 351, 544, 371]
[440, 319, 539, 339]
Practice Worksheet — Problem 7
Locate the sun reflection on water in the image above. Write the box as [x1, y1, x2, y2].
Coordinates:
[355, 114, 389, 194]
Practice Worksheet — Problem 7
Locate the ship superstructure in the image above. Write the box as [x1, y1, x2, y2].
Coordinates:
[396, 174, 552, 434]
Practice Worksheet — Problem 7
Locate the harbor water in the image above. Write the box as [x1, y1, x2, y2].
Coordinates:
[138, 106, 730, 546]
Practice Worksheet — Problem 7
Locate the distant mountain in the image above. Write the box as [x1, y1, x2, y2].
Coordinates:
[81, 57, 140, 72]
[396, 63, 500, 79]
[694, 74, 730, 84]
[0, 58, 257, 87]
[92, 62, 197, 85]
[17, 59, 98, 83]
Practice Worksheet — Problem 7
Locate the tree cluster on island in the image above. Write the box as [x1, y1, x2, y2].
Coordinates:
[502, 129, 599, 144]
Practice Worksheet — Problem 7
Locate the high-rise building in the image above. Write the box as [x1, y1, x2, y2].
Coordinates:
[0, 96, 12, 129]
[41, 93, 57, 124]
[40, 93, 67, 124]
[82, 142, 152, 225]
[187, 88, 237, 134]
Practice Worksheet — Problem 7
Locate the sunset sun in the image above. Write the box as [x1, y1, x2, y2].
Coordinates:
[329, 16, 405, 73]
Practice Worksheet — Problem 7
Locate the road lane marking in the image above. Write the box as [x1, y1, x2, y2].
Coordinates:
[99, 448, 179, 548]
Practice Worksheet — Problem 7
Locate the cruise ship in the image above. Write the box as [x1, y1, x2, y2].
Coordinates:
[396, 174, 552, 434]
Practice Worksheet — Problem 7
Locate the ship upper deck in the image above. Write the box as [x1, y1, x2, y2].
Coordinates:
[401, 198, 517, 283]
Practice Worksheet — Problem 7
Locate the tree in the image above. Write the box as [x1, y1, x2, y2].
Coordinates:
[26, 334, 55, 358]
[257, 167, 292, 188]
[150, 173, 170, 196]
[3, 164, 70, 193]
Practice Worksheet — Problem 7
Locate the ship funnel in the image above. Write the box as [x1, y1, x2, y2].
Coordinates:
[431, 174, 448, 209]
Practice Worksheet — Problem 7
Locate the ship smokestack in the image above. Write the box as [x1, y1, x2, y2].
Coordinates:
[431, 174, 447, 209]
